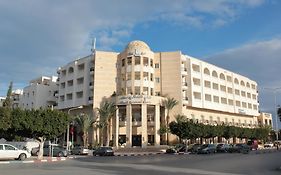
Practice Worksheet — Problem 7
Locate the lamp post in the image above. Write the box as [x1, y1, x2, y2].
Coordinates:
[264, 87, 281, 141]
[67, 106, 83, 151]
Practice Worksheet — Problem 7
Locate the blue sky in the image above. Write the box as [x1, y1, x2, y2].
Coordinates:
[1, 0, 281, 127]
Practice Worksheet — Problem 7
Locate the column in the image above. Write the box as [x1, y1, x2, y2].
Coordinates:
[154, 104, 160, 146]
[141, 103, 147, 148]
[115, 107, 119, 148]
[126, 104, 132, 148]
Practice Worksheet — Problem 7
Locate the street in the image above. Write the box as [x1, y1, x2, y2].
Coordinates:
[0, 151, 280, 175]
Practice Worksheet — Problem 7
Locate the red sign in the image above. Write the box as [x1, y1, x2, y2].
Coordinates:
[70, 126, 74, 135]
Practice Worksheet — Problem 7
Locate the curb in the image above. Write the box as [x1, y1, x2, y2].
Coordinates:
[115, 152, 165, 157]
[0, 156, 76, 164]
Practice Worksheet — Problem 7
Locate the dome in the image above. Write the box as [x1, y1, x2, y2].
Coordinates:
[125, 40, 151, 53]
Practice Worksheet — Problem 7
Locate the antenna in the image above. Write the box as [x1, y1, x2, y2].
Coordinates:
[91, 38, 96, 53]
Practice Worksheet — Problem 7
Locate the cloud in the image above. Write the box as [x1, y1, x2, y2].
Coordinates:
[0, 0, 266, 96]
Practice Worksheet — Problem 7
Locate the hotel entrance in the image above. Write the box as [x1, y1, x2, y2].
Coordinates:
[132, 135, 142, 147]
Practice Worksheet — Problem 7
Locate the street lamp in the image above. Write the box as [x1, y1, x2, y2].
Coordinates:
[67, 106, 83, 151]
[264, 87, 281, 141]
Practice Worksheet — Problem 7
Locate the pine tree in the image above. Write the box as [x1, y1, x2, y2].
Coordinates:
[3, 81, 13, 108]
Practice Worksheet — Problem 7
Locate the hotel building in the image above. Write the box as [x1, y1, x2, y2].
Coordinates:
[56, 40, 260, 148]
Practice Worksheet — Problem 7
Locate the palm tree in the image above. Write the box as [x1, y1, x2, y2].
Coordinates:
[74, 114, 96, 147]
[163, 97, 178, 145]
[97, 101, 116, 146]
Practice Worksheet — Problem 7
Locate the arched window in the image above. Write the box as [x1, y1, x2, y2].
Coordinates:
[240, 80, 245, 86]
[204, 68, 210, 75]
[219, 73, 225, 80]
[234, 78, 239, 84]
[68, 67, 74, 74]
[212, 71, 218, 78]
[246, 82, 250, 88]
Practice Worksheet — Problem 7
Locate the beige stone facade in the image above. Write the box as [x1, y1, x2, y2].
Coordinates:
[56, 40, 261, 148]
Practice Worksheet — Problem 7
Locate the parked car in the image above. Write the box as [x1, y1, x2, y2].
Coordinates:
[0, 143, 31, 160]
[187, 144, 201, 153]
[228, 144, 251, 153]
[71, 146, 89, 155]
[216, 143, 230, 153]
[247, 140, 258, 150]
[166, 144, 185, 154]
[197, 144, 216, 154]
[43, 145, 68, 157]
[264, 142, 274, 148]
[93, 147, 114, 156]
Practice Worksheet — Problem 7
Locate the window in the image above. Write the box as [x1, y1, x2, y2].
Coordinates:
[76, 91, 83, 98]
[235, 101, 241, 107]
[213, 83, 219, 90]
[78, 63, 85, 71]
[242, 102, 247, 108]
[143, 72, 148, 81]
[193, 78, 200, 86]
[253, 104, 257, 110]
[241, 91, 246, 97]
[0, 145, 3, 150]
[60, 95, 65, 102]
[127, 57, 132, 65]
[212, 71, 218, 78]
[204, 68, 210, 75]
[220, 73, 225, 80]
[150, 59, 153, 67]
[143, 57, 149, 66]
[135, 56, 140, 65]
[220, 85, 226, 92]
[67, 93, 73, 100]
[213, 96, 219, 103]
[204, 81, 211, 88]
[5, 145, 16, 150]
[155, 92, 160, 96]
[205, 94, 212, 101]
[67, 80, 73, 87]
[192, 64, 200, 72]
[227, 76, 232, 82]
[155, 77, 160, 83]
[135, 72, 141, 80]
[155, 63, 160, 68]
[251, 84, 256, 90]
[150, 73, 153, 81]
[193, 92, 201, 100]
[227, 87, 233, 94]
[234, 78, 239, 84]
[77, 77, 84, 84]
[247, 92, 251, 98]
[235, 89, 240, 95]
[228, 99, 234, 105]
[68, 67, 74, 74]
[127, 73, 131, 80]
[252, 94, 257, 100]
[221, 97, 227, 104]
[122, 59, 125, 67]
[143, 87, 148, 95]
[135, 87, 141, 95]
[240, 81, 245, 86]
[248, 103, 252, 109]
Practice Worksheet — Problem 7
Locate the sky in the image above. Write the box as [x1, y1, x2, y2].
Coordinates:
[0, 0, 281, 127]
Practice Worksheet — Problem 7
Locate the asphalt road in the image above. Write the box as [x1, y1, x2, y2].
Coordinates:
[0, 151, 281, 175]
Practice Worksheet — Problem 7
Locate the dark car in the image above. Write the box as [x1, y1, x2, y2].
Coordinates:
[216, 143, 230, 153]
[228, 144, 251, 154]
[93, 147, 114, 156]
[197, 144, 216, 154]
[187, 144, 201, 153]
[166, 144, 185, 154]
[43, 145, 68, 157]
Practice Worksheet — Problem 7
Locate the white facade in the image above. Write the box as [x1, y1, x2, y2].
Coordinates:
[20, 76, 58, 109]
[57, 55, 93, 109]
[11, 89, 23, 108]
[182, 55, 259, 117]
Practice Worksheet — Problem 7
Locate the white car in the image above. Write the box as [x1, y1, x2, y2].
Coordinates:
[0, 143, 31, 160]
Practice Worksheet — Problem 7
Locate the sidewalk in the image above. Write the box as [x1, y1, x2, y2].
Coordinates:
[0, 156, 76, 164]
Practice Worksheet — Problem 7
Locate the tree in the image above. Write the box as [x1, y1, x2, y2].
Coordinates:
[0, 107, 11, 131]
[74, 114, 96, 147]
[3, 81, 13, 108]
[163, 97, 178, 145]
[97, 101, 116, 146]
[5, 108, 69, 160]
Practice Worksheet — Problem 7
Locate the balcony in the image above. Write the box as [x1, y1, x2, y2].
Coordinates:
[89, 82, 93, 89]
[181, 68, 188, 76]
[182, 82, 188, 90]
[90, 67, 94, 74]
[132, 121, 142, 126]
[119, 121, 126, 127]
[88, 96, 93, 104]
[183, 97, 188, 106]
[147, 121, 155, 126]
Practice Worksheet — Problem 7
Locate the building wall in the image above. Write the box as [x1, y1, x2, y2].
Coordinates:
[258, 112, 273, 128]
